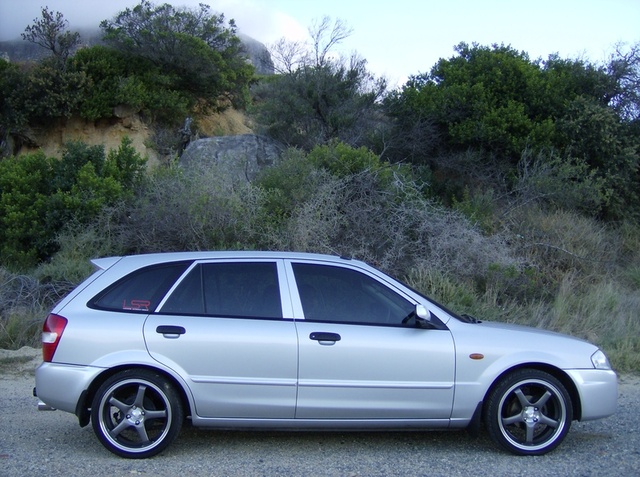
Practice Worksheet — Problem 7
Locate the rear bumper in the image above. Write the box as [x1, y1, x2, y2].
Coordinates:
[566, 368, 618, 420]
[34, 362, 105, 415]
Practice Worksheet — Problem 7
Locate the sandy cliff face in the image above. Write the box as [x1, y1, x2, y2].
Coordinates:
[14, 108, 253, 166]
[23, 114, 156, 162]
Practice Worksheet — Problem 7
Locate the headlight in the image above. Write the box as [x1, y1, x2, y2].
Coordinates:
[591, 349, 612, 370]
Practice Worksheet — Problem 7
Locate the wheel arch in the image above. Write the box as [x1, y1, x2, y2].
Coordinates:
[482, 363, 582, 421]
[76, 364, 193, 427]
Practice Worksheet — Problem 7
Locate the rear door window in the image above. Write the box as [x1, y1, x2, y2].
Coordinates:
[161, 262, 282, 319]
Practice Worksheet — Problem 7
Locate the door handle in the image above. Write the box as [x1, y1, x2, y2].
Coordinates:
[156, 325, 186, 337]
[310, 332, 341, 343]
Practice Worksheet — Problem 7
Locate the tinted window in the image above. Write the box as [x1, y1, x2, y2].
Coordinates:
[292, 263, 414, 325]
[91, 262, 191, 312]
[162, 262, 282, 319]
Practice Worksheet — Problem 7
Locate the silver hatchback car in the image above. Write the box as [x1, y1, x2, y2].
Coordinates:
[34, 252, 617, 458]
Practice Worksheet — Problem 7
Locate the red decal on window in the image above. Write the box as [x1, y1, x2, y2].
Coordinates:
[122, 299, 151, 311]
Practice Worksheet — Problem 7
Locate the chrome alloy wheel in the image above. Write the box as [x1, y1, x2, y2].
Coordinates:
[486, 369, 573, 455]
[91, 370, 183, 458]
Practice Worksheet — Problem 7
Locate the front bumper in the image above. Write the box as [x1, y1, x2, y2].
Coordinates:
[566, 368, 618, 420]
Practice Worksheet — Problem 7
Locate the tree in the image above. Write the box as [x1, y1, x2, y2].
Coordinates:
[606, 41, 640, 122]
[100, 1, 253, 108]
[12, 8, 86, 126]
[21, 7, 80, 68]
[309, 16, 353, 68]
[69, 45, 191, 122]
[251, 17, 387, 151]
[386, 43, 551, 163]
[384, 42, 640, 218]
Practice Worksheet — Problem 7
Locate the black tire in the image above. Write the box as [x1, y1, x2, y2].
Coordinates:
[91, 369, 183, 458]
[485, 369, 573, 455]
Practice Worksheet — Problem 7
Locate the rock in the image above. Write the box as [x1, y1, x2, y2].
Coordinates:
[179, 134, 284, 181]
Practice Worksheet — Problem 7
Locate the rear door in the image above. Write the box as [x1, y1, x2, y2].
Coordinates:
[288, 260, 456, 420]
[144, 259, 298, 419]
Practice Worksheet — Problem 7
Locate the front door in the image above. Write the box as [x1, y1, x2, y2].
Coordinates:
[289, 261, 455, 420]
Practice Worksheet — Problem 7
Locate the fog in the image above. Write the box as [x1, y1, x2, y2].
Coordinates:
[0, 0, 290, 44]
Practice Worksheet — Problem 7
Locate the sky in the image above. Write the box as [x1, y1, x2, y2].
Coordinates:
[1, 0, 639, 88]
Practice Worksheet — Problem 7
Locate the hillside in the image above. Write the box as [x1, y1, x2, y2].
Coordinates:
[14, 107, 254, 166]
[1, 26, 266, 162]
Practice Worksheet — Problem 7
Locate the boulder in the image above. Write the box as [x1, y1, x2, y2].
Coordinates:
[179, 134, 285, 181]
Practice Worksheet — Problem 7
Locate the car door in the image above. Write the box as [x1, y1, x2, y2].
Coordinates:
[144, 259, 298, 419]
[288, 260, 455, 420]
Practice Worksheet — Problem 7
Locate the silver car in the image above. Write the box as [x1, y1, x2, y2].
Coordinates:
[34, 252, 617, 458]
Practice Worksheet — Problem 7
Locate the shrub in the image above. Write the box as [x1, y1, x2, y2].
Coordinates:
[513, 149, 610, 216]
[260, 147, 519, 277]
[506, 206, 623, 284]
[0, 151, 54, 268]
[0, 138, 146, 269]
[110, 162, 266, 254]
[7, 62, 87, 124]
[0, 267, 70, 349]
[70, 46, 191, 123]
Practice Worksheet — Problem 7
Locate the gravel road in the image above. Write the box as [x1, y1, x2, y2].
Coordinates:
[1, 347, 638, 477]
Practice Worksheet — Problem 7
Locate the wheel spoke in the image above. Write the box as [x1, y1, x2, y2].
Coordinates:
[524, 421, 536, 444]
[513, 388, 532, 407]
[135, 423, 150, 444]
[133, 384, 147, 408]
[502, 413, 523, 426]
[533, 390, 552, 408]
[108, 396, 129, 413]
[538, 413, 559, 428]
[145, 409, 167, 421]
[109, 418, 131, 438]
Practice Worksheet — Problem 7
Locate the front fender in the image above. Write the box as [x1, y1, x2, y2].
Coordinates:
[451, 350, 584, 420]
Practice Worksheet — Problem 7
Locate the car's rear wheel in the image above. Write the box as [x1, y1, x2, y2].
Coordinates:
[91, 369, 183, 458]
[485, 369, 573, 455]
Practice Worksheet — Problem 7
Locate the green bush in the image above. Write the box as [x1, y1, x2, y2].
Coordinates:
[0, 151, 54, 267]
[70, 46, 191, 123]
[0, 138, 145, 269]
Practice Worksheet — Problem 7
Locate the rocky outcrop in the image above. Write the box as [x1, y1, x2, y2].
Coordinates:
[179, 134, 284, 181]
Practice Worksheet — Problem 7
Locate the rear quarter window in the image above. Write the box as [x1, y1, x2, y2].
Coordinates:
[89, 261, 191, 312]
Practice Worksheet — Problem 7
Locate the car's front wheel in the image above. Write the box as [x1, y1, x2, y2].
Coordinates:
[485, 369, 573, 455]
[91, 369, 183, 458]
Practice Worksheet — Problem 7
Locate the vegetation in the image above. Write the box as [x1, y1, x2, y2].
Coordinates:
[100, 1, 254, 110]
[0, 5, 639, 374]
[0, 138, 145, 269]
[22, 6, 81, 67]
[250, 17, 387, 151]
[0, 1, 253, 136]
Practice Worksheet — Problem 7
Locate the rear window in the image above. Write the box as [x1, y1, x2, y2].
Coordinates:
[90, 261, 191, 312]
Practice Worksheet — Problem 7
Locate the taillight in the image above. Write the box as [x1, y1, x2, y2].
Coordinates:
[42, 314, 67, 362]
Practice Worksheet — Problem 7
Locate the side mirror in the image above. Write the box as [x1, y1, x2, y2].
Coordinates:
[415, 304, 431, 328]
[416, 304, 429, 320]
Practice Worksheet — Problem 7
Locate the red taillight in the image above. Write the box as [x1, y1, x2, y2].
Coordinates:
[42, 314, 67, 362]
